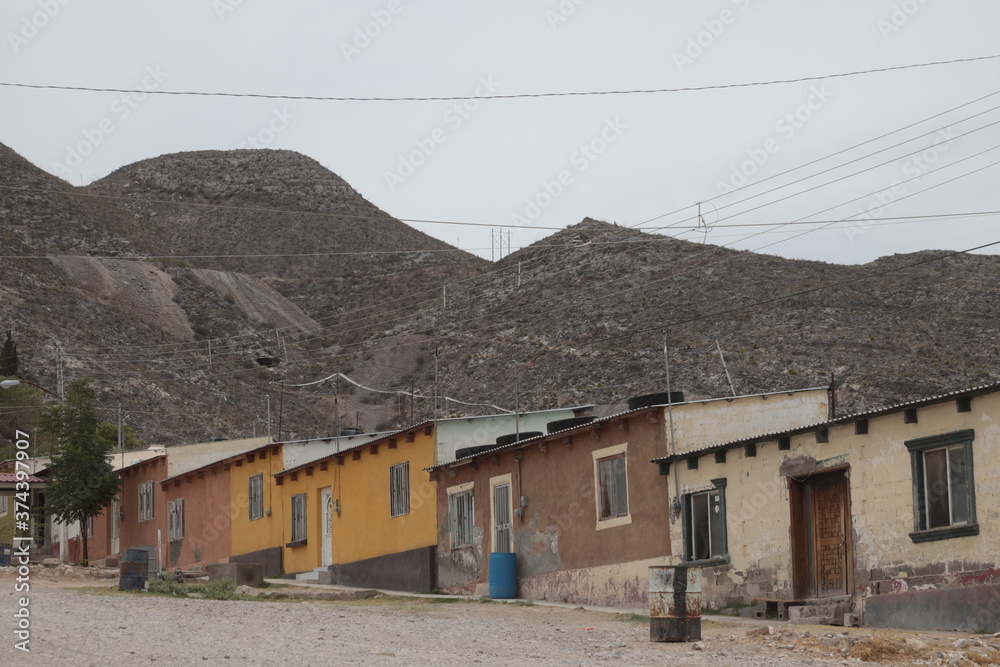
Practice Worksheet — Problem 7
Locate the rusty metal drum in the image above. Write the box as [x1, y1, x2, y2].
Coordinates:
[649, 565, 702, 642]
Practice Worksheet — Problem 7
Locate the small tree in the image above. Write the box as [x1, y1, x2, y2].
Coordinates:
[41, 378, 119, 566]
[0, 331, 19, 376]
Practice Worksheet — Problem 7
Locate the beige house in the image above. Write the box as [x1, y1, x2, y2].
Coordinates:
[653, 383, 1000, 632]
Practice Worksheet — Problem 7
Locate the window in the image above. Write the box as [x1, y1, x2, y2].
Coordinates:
[248, 473, 264, 521]
[448, 484, 474, 549]
[84, 516, 94, 539]
[168, 499, 185, 541]
[597, 455, 628, 519]
[592, 443, 631, 529]
[0, 495, 8, 516]
[390, 461, 410, 517]
[906, 429, 978, 542]
[683, 478, 728, 563]
[138, 481, 154, 522]
[290, 493, 307, 543]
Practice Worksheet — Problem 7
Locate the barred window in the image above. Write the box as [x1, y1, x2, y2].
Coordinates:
[138, 481, 154, 522]
[390, 462, 410, 517]
[448, 486, 474, 549]
[291, 493, 307, 543]
[168, 498, 185, 541]
[249, 473, 264, 521]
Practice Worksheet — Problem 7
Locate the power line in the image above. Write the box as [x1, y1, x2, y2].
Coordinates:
[2, 55, 998, 102]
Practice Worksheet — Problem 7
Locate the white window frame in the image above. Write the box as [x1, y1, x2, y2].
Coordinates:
[489, 473, 514, 553]
[84, 515, 94, 539]
[291, 493, 307, 543]
[138, 480, 155, 522]
[592, 442, 631, 530]
[168, 498, 185, 541]
[248, 473, 264, 521]
[447, 482, 475, 550]
[390, 461, 410, 517]
[683, 480, 728, 563]
[0, 495, 8, 516]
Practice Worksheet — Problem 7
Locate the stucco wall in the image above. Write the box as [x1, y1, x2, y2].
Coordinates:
[162, 464, 232, 569]
[666, 388, 829, 453]
[667, 390, 1000, 624]
[436, 410, 672, 606]
[119, 455, 168, 569]
[230, 446, 286, 561]
[280, 427, 438, 575]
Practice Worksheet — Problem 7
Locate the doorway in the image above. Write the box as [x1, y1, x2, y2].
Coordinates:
[110, 497, 121, 554]
[789, 469, 853, 598]
[320, 487, 333, 567]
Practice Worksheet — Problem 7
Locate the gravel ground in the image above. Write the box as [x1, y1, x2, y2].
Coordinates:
[1, 567, 998, 666]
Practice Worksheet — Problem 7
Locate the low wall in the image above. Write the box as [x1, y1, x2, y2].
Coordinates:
[518, 556, 672, 609]
[230, 546, 283, 579]
[323, 546, 437, 592]
[865, 583, 1000, 632]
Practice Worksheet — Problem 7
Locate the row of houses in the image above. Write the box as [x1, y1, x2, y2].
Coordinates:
[3, 382, 998, 631]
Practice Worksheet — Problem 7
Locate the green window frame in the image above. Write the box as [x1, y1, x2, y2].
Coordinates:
[905, 429, 978, 543]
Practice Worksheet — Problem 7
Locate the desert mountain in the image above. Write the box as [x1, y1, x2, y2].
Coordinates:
[1, 143, 998, 449]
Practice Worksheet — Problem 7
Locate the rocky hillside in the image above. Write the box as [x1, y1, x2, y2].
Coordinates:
[1, 143, 998, 448]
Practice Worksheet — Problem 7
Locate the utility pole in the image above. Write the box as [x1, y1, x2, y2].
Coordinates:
[55, 340, 65, 401]
[409, 379, 415, 424]
[433, 347, 440, 421]
[334, 380, 340, 452]
[266, 394, 272, 443]
[277, 384, 284, 443]
[118, 405, 124, 469]
[714, 339, 737, 397]
[208, 340, 212, 367]
[663, 334, 681, 523]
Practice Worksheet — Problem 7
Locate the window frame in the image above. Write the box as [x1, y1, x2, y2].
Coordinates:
[138, 480, 154, 522]
[489, 474, 514, 553]
[0, 494, 8, 516]
[591, 442, 631, 530]
[447, 482, 475, 550]
[289, 493, 307, 545]
[681, 478, 729, 565]
[168, 498, 185, 541]
[390, 461, 410, 518]
[906, 429, 978, 543]
[248, 473, 264, 521]
[84, 515, 94, 539]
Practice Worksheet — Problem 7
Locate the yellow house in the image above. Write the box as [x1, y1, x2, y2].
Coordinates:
[225, 433, 385, 577]
[275, 422, 438, 591]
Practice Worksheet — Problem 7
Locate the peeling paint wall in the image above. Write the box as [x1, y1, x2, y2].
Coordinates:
[668, 390, 1000, 626]
[434, 389, 829, 607]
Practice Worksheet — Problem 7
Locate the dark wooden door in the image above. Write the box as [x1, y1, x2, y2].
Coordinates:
[789, 470, 851, 598]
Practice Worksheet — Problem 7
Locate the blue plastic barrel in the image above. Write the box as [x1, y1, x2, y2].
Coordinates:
[119, 548, 150, 591]
[488, 552, 517, 599]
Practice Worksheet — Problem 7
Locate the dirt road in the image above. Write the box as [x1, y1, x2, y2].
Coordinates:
[1, 567, 997, 666]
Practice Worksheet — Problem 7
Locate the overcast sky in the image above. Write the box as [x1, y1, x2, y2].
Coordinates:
[2, 1, 999, 264]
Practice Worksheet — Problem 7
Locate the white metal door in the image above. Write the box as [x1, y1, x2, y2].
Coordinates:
[492, 483, 513, 553]
[321, 487, 333, 567]
[110, 497, 120, 554]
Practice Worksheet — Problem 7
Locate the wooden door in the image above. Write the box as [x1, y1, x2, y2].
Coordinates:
[789, 470, 852, 598]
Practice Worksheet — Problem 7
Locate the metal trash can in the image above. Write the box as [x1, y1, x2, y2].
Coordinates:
[119, 548, 150, 591]
[649, 565, 701, 642]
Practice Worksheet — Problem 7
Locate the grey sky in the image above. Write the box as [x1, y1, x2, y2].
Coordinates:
[2, 0, 998, 264]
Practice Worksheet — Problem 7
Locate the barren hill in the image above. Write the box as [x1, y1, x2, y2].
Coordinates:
[1, 143, 998, 448]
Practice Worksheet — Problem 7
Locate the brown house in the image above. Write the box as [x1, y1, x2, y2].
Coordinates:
[429, 387, 830, 607]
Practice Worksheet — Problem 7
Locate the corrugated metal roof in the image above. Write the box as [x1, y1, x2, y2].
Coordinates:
[426, 386, 830, 471]
[650, 381, 1000, 463]
[274, 421, 436, 477]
